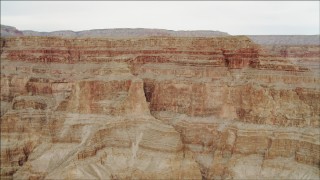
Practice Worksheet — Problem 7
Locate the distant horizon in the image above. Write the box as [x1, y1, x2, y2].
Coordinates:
[2, 24, 320, 36]
[1, 1, 319, 35]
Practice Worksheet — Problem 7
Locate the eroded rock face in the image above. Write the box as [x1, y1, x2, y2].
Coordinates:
[1, 36, 319, 179]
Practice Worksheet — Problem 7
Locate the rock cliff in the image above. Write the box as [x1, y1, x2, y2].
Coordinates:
[1, 35, 319, 179]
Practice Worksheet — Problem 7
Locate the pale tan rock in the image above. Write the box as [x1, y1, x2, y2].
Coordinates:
[0, 36, 319, 179]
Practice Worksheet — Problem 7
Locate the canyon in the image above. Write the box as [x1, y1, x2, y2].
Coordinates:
[0, 27, 319, 179]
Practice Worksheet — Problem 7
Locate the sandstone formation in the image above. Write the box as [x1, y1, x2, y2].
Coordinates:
[0, 34, 319, 179]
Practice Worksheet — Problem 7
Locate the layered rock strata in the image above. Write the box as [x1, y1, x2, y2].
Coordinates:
[1, 36, 319, 179]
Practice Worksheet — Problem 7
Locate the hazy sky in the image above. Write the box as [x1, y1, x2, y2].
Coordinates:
[1, 1, 319, 35]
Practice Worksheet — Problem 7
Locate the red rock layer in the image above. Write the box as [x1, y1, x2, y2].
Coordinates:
[1, 36, 319, 179]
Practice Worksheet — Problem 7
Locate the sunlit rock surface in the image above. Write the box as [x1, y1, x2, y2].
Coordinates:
[1, 35, 319, 179]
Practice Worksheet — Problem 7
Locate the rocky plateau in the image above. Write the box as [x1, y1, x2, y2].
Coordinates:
[0, 26, 319, 179]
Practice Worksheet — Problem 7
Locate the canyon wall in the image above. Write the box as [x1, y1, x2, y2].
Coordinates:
[1, 35, 319, 179]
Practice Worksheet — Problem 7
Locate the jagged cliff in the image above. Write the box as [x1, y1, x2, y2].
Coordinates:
[0, 35, 319, 179]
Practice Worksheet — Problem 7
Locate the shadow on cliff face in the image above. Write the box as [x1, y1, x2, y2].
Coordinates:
[0, 38, 6, 55]
[143, 81, 154, 103]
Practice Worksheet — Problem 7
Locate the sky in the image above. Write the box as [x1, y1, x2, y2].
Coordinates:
[1, 1, 319, 35]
